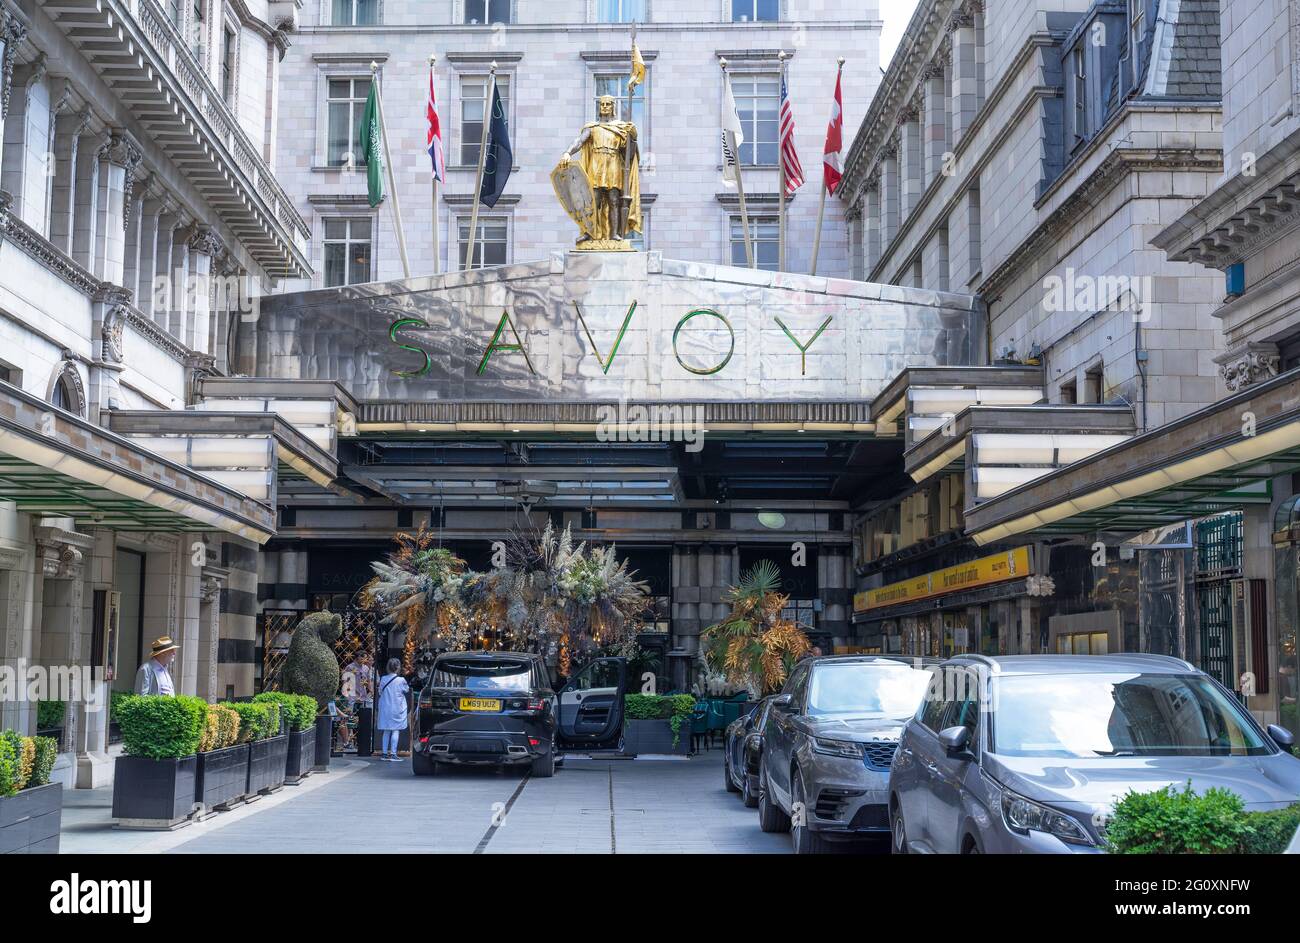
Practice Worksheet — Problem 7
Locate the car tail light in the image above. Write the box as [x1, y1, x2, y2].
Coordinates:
[419, 736, 429, 744]
[526, 697, 546, 711]
[528, 738, 540, 746]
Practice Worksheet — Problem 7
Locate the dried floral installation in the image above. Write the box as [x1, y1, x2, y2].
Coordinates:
[701, 559, 812, 696]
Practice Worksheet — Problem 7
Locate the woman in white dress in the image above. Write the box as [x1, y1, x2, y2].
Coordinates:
[376, 658, 410, 761]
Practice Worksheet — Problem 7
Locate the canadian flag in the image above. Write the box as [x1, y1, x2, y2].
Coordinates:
[823, 67, 844, 195]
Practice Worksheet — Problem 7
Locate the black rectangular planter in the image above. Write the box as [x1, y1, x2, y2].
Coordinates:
[248, 734, 288, 794]
[0, 782, 63, 854]
[112, 754, 198, 829]
[622, 719, 689, 756]
[195, 743, 251, 811]
[285, 725, 316, 784]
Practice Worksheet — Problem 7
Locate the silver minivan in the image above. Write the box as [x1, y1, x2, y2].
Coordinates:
[889, 653, 1300, 854]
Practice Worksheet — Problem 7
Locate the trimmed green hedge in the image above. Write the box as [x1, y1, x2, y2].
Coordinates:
[0, 732, 17, 798]
[1106, 782, 1300, 854]
[115, 694, 207, 759]
[253, 691, 316, 731]
[624, 693, 696, 747]
[29, 736, 57, 788]
[0, 732, 58, 795]
[36, 700, 66, 730]
[221, 702, 277, 742]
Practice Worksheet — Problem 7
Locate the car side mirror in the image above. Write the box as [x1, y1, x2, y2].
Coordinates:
[938, 725, 972, 757]
[1267, 724, 1296, 751]
[771, 693, 793, 711]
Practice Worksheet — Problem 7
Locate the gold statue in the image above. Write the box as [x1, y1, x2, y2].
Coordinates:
[552, 94, 641, 251]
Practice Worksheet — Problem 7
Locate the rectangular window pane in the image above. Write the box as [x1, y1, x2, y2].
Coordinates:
[756, 0, 779, 20]
[356, 0, 377, 25]
[348, 241, 371, 285]
[458, 219, 508, 269]
[327, 102, 350, 165]
[460, 77, 509, 164]
[331, 0, 350, 24]
[324, 242, 347, 287]
[598, 0, 644, 22]
[595, 74, 646, 124]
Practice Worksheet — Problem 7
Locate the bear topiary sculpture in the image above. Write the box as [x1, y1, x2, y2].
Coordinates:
[282, 611, 342, 711]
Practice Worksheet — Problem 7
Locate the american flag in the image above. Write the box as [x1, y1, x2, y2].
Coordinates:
[427, 65, 445, 183]
[779, 73, 804, 196]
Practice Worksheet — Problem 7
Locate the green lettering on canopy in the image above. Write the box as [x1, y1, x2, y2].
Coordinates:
[774, 315, 833, 376]
[389, 317, 432, 378]
[672, 308, 735, 376]
[574, 300, 638, 375]
[477, 309, 536, 376]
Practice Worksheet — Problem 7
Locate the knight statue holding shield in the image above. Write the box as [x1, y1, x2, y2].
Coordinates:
[552, 94, 641, 250]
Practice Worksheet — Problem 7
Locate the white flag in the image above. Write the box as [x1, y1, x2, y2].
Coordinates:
[722, 75, 744, 187]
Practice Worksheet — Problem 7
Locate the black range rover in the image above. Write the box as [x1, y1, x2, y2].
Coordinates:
[413, 652, 560, 777]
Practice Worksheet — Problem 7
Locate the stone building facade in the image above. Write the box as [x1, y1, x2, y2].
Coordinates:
[273, 0, 881, 288]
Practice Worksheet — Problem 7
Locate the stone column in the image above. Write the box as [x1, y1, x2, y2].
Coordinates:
[880, 142, 900, 251]
[49, 107, 91, 255]
[899, 106, 923, 219]
[923, 57, 951, 187]
[134, 190, 165, 320]
[33, 524, 100, 788]
[819, 546, 851, 649]
[0, 518, 36, 737]
[122, 172, 148, 298]
[218, 538, 260, 698]
[153, 208, 179, 328]
[0, 55, 48, 231]
[185, 225, 223, 353]
[168, 221, 191, 341]
[950, 12, 979, 148]
[71, 130, 100, 270]
[865, 175, 881, 274]
[92, 131, 141, 285]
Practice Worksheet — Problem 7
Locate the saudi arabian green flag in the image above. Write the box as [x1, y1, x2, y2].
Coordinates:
[358, 82, 384, 207]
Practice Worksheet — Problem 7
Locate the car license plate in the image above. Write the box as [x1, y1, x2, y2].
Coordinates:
[459, 697, 501, 712]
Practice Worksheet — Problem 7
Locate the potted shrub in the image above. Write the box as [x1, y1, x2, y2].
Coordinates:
[199, 702, 267, 810]
[241, 698, 288, 796]
[0, 731, 61, 853]
[254, 692, 314, 785]
[622, 694, 695, 756]
[112, 695, 206, 829]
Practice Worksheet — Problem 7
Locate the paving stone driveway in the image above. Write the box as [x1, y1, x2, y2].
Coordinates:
[163, 751, 798, 854]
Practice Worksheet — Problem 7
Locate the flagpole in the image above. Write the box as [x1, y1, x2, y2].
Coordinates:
[465, 61, 497, 271]
[778, 50, 787, 274]
[371, 60, 411, 279]
[720, 57, 754, 269]
[430, 53, 441, 275]
[811, 57, 844, 278]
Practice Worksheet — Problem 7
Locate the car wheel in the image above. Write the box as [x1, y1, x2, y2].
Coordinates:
[412, 751, 436, 777]
[890, 802, 908, 854]
[757, 763, 791, 834]
[791, 773, 832, 854]
[530, 740, 556, 778]
[742, 771, 759, 808]
[724, 749, 740, 793]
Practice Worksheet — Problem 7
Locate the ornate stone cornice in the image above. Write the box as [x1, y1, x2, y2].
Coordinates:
[1166, 178, 1300, 270]
[1, 202, 101, 294]
[1216, 343, 1281, 393]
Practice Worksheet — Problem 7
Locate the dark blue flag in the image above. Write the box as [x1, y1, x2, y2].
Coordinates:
[479, 82, 512, 208]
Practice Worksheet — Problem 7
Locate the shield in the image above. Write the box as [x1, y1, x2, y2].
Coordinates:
[551, 160, 599, 240]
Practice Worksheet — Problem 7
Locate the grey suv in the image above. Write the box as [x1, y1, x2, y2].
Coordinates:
[757, 655, 935, 853]
[889, 653, 1300, 854]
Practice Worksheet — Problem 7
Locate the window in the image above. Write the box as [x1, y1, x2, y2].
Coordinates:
[730, 74, 779, 165]
[594, 73, 647, 128]
[1072, 46, 1086, 143]
[1057, 631, 1109, 654]
[322, 218, 372, 287]
[732, 0, 779, 21]
[730, 214, 778, 270]
[458, 217, 509, 269]
[597, 0, 645, 22]
[464, 0, 510, 24]
[628, 212, 647, 251]
[1083, 363, 1103, 403]
[168, 0, 183, 29]
[326, 77, 371, 166]
[190, 0, 205, 61]
[1059, 378, 1077, 404]
[332, 0, 378, 26]
[460, 75, 510, 165]
[1128, 0, 1146, 85]
[220, 26, 237, 103]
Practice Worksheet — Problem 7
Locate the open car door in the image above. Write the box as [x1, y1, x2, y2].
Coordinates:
[558, 657, 627, 747]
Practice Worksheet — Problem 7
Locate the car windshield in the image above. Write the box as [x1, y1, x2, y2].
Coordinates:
[431, 661, 532, 693]
[991, 673, 1272, 758]
[806, 664, 932, 718]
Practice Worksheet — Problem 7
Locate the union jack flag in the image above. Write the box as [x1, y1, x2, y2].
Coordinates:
[779, 73, 804, 196]
[427, 65, 445, 183]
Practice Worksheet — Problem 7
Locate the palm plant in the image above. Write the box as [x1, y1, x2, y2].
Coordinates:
[701, 559, 811, 695]
[362, 528, 467, 670]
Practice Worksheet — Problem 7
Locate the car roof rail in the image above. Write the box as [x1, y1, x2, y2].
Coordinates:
[1105, 652, 1196, 671]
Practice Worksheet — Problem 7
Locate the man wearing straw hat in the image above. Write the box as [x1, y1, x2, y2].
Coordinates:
[135, 636, 179, 696]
